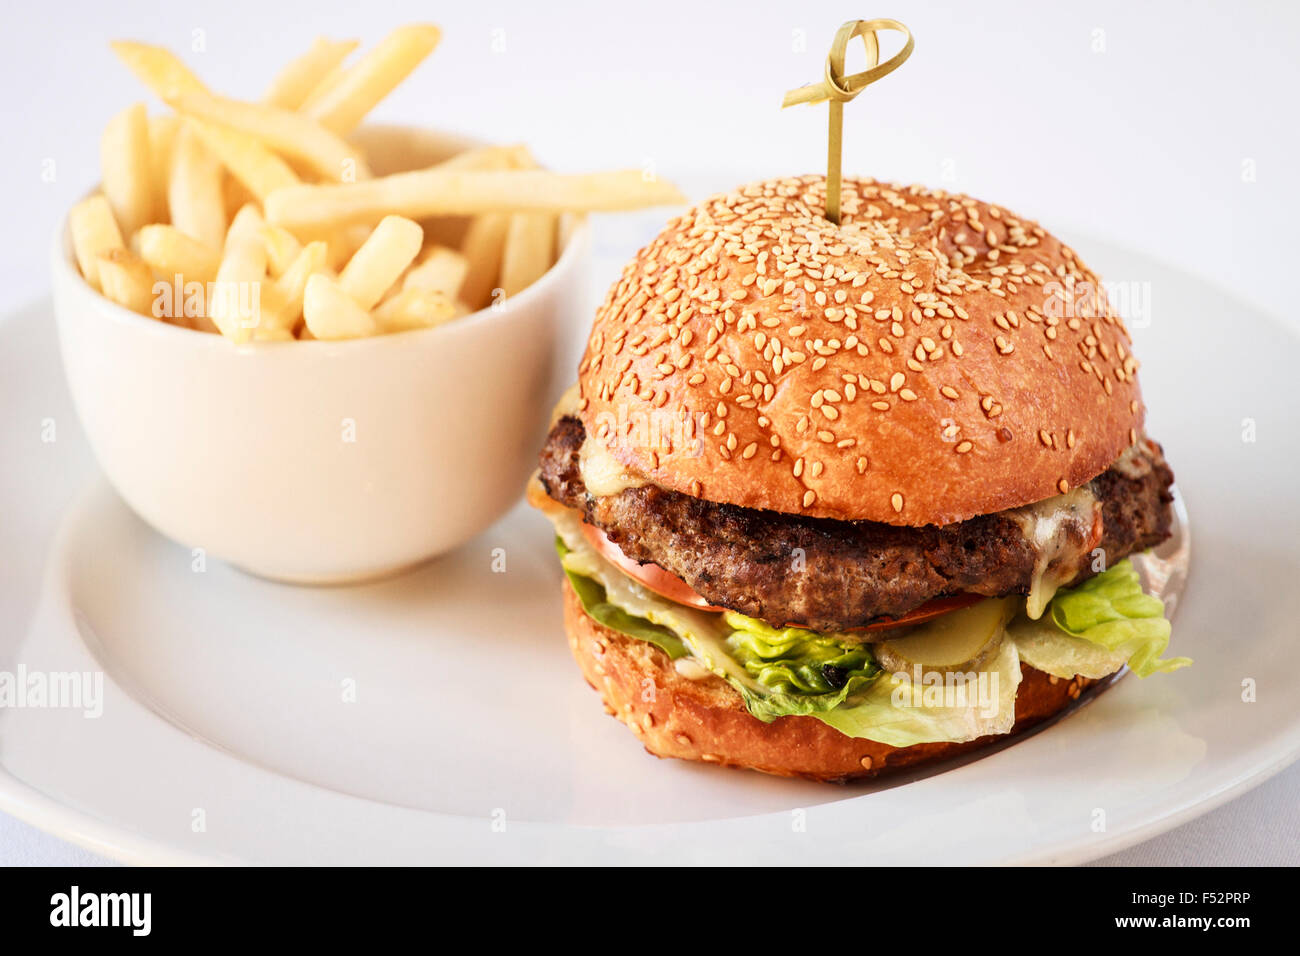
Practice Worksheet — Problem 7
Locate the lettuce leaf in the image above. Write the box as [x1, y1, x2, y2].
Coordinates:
[1045, 559, 1190, 677]
[1009, 617, 1131, 680]
[558, 538, 687, 659]
[721, 611, 880, 719]
[816, 636, 1023, 747]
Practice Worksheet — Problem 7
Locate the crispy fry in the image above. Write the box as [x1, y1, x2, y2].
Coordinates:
[168, 125, 226, 249]
[100, 103, 156, 236]
[269, 240, 328, 331]
[374, 287, 457, 333]
[209, 204, 269, 343]
[320, 224, 372, 271]
[171, 91, 370, 182]
[222, 175, 256, 221]
[262, 37, 359, 110]
[186, 118, 299, 202]
[90, 25, 643, 340]
[500, 213, 556, 298]
[402, 245, 468, 298]
[458, 213, 510, 311]
[137, 224, 221, 284]
[147, 114, 179, 225]
[96, 248, 157, 316]
[307, 24, 441, 135]
[261, 224, 304, 277]
[434, 143, 534, 173]
[303, 273, 377, 339]
[337, 214, 422, 310]
[110, 41, 209, 100]
[265, 168, 685, 231]
[69, 194, 126, 291]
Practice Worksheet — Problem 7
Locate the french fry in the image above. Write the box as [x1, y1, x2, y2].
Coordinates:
[223, 175, 257, 221]
[137, 224, 221, 284]
[269, 240, 328, 331]
[500, 213, 556, 298]
[262, 37, 359, 110]
[186, 118, 299, 202]
[171, 91, 370, 182]
[298, 61, 347, 113]
[100, 103, 156, 236]
[168, 125, 226, 250]
[264, 168, 685, 231]
[110, 41, 208, 100]
[209, 204, 269, 343]
[402, 245, 468, 298]
[93, 25, 682, 342]
[69, 195, 126, 291]
[148, 114, 179, 222]
[307, 24, 441, 135]
[261, 225, 304, 277]
[323, 224, 373, 270]
[458, 213, 509, 310]
[374, 287, 457, 333]
[337, 215, 422, 310]
[303, 273, 377, 339]
[434, 144, 534, 173]
[96, 249, 157, 316]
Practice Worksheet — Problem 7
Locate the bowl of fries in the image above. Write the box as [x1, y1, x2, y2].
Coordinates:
[50, 26, 683, 583]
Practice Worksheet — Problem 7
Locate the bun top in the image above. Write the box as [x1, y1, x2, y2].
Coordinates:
[576, 176, 1145, 526]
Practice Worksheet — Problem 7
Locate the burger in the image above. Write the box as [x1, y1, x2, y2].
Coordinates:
[529, 176, 1189, 781]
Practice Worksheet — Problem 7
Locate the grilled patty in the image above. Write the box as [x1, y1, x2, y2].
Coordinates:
[539, 416, 1175, 633]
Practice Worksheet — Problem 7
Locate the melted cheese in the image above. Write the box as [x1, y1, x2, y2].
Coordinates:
[578, 439, 648, 497]
[1007, 487, 1098, 620]
[550, 382, 649, 497]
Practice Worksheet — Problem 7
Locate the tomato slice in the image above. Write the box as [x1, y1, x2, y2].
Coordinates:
[580, 523, 726, 611]
[578, 522, 982, 631]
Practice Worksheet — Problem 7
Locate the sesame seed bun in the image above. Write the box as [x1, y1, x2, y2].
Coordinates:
[563, 578, 1099, 782]
[577, 177, 1145, 526]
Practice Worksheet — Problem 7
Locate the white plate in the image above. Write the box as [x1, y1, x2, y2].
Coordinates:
[2, 226, 1298, 866]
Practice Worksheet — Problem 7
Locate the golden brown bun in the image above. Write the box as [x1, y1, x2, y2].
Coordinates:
[577, 177, 1144, 526]
[563, 578, 1099, 782]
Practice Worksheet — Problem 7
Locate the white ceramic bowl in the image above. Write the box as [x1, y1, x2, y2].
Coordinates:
[51, 125, 588, 584]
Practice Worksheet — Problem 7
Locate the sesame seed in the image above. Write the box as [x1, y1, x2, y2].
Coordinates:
[891, 492, 904, 513]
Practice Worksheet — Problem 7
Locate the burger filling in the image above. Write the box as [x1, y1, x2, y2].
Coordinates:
[540, 415, 1176, 631]
[533, 417, 1189, 748]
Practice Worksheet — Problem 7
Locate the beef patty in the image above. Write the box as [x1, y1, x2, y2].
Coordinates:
[539, 416, 1175, 632]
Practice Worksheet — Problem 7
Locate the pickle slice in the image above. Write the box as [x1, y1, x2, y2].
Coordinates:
[875, 597, 1016, 673]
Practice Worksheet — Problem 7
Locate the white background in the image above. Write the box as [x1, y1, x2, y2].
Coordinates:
[2, 0, 1297, 865]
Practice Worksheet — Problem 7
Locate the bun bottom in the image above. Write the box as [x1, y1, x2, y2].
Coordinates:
[562, 579, 1102, 782]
